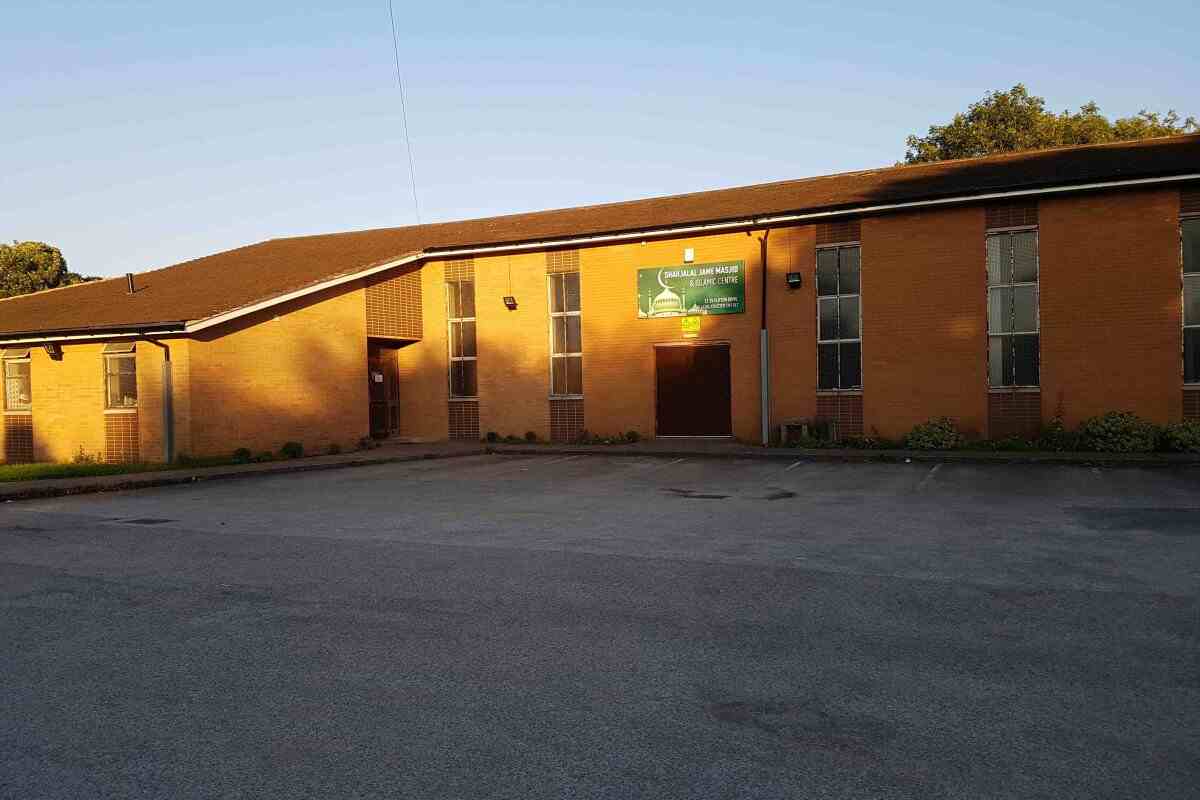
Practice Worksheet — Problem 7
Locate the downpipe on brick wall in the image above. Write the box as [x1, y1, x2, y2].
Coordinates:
[758, 229, 770, 446]
[145, 339, 174, 463]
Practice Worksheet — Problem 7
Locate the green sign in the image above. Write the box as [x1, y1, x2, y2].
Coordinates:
[637, 261, 745, 318]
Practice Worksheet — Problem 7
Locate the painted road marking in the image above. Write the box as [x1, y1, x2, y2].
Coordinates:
[917, 463, 941, 491]
[542, 455, 580, 466]
[785, 461, 804, 472]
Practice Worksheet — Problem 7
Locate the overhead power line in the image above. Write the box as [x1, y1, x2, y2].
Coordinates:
[387, 0, 421, 224]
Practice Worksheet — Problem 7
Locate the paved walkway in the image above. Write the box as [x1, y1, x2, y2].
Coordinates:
[0, 441, 483, 503]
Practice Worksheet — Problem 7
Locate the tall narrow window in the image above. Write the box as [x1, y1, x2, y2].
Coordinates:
[549, 272, 582, 396]
[103, 343, 138, 408]
[816, 245, 862, 390]
[446, 279, 477, 397]
[1184, 217, 1200, 383]
[3, 350, 31, 411]
[987, 230, 1040, 387]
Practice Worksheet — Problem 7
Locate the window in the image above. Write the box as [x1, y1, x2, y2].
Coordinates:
[1185, 218, 1200, 383]
[3, 349, 31, 411]
[549, 272, 582, 395]
[103, 343, 138, 409]
[816, 245, 862, 390]
[446, 279, 477, 397]
[987, 230, 1040, 387]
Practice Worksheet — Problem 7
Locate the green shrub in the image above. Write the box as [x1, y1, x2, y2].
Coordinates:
[1036, 417, 1081, 452]
[72, 447, 98, 465]
[904, 417, 962, 450]
[573, 429, 593, 444]
[503, 434, 524, 444]
[485, 431, 499, 443]
[279, 442, 304, 459]
[253, 451, 275, 463]
[1077, 411, 1159, 453]
[326, 443, 342, 456]
[1160, 420, 1200, 453]
[625, 430, 641, 443]
[524, 431, 538, 442]
[232, 447, 253, 464]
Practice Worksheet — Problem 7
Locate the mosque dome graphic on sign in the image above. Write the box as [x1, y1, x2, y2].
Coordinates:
[651, 270, 684, 316]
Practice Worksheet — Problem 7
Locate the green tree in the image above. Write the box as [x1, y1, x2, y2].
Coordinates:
[904, 84, 1198, 164]
[0, 241, 97, 299]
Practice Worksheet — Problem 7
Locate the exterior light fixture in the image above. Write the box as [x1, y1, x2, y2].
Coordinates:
[785, 272, 803, 289]
[43, 343, 63, 359]
[503, 296, 518, 311]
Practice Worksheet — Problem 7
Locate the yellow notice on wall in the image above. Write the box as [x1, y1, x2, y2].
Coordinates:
[681, 315, 701, 338]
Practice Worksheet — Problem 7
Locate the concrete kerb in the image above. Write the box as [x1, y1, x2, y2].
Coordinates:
[488, 443, 1200, 467]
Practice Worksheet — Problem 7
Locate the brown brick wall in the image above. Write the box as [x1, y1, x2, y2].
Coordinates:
[366, 267, 423, 339]
[3, 414, 33, 463]
[1039, 189, 1181, 426]
[815, 218, 860, 245]
[581, 232, 764, 441]
[861, 206, 988, 439]
[550, 398, 585, 442]
[546, 250, 581, 274]
[767, 226, 817, 433]
[395, 263, 450, 441]
[449, 400, 480, 441]
[1182, 186, 1200, 215]
[187, 286, 369, 457]
[985, 200, 1038, 229]
[988, 391, 1042, 439]
[816, 393, 864, 438]
[476, 251, 551, 440]
[1184, 389, 1200, 422]
[104, 412, 139, 463]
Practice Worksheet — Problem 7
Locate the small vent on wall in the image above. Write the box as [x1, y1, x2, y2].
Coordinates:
[444, 258, 475, 282]
[1182, 186, 1200, 215]
[815, 219, 861, 246]
[546, 250, 581, 274]
[986, 201, 1039, 230]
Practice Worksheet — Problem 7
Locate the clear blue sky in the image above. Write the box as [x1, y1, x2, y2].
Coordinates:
[2, 1, 1197, 278]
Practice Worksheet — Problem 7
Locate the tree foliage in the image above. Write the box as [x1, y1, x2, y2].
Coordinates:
[904, 84, 1198, 164]
[0, 241, 97, 299]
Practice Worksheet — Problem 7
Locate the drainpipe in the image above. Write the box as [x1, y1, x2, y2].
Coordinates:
[759, 229, 770, 446]
[145, 339, 174, 463]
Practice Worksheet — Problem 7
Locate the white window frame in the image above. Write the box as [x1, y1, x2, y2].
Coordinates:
[3, 355, 32, 413]
[1184, 215, 1200, 386]
[446, 279, 478, 399]
[103, 353, 138, 410]
[548, 272, 583, 398]
[986, 226, 1041, 390]
[816, 242, 863, 392]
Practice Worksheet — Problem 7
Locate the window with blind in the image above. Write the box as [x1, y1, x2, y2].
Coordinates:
[446, 279, 478, 398]
[103, 348, 138, 408]
[816, 245, 862, 390]
[987, 230, 1040, 387]
[549, 272, 582, 396]
[1184, 217, 1200, 383]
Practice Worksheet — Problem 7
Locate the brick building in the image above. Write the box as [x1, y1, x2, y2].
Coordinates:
[2, 136, 1199, 463]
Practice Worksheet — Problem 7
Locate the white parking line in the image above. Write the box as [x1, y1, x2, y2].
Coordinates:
[785, 460, 804, 472]
[541, 455, 580, 466]
[917, 463, 941, 491]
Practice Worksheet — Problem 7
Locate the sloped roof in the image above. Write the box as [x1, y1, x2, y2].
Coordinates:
[2, 134, 1198, 339]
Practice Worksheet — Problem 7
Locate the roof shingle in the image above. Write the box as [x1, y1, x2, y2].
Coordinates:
[2, 134, 1198, 338]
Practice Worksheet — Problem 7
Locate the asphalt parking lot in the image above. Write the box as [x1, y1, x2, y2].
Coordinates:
[2, 454, 1198, 799]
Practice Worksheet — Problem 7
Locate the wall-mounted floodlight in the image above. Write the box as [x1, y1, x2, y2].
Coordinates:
[43, 343, 63, 359]
[502, 296, 518, 311]
[785, 272, 803, 289]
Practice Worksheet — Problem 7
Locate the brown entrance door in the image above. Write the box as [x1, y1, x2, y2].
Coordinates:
[368, 344, 401, 438]
[655, 344, 732, 436]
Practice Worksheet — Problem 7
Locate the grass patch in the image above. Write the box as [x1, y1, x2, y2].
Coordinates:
[0, 455, 237, 484]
